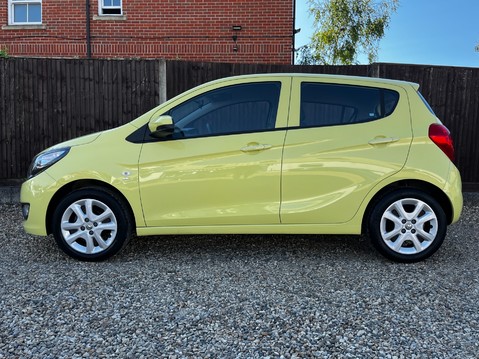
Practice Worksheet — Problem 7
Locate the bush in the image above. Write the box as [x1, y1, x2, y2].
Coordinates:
[0, 47, 8, 58]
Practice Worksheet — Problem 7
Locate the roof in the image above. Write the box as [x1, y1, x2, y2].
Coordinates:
[214, 73, 420, 90]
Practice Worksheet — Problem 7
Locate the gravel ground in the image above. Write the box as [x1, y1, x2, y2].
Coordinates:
[1, 194, 479, 358]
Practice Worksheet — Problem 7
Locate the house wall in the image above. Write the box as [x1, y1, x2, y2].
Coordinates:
[0, 0, 293, 64]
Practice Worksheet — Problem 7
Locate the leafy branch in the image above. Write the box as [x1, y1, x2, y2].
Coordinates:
[299, 0, 399, 65]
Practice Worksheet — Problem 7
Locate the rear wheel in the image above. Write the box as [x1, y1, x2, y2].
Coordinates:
[52, 187, 132, 261]
[368, 189, 447, 262]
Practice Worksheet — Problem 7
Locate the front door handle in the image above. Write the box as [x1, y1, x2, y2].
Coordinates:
[368, 137, 399, 145]
[240, 143, 272, 152]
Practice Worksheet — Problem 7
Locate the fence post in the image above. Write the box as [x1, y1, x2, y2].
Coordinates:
[371, 62, 381, 78]
[159, 59, 167, 104]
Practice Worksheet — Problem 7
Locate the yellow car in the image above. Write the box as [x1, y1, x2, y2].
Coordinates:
[21, 74, 463, 262]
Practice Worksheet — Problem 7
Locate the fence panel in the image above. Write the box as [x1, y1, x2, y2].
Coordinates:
[1, 58, 478, 189]
[166, 61, 479, 189]
[0, 58, 160, 179]
[375, 63, 479, 189]
[166, 60, 371, 98]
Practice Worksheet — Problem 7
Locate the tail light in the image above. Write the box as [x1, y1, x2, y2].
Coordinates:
[428, 123, 455, 162]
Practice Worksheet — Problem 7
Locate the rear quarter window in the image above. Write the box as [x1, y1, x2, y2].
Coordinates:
[300, 83, 400, 128]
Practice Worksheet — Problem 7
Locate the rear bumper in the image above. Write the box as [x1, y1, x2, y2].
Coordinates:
[445, 163, 463, 224]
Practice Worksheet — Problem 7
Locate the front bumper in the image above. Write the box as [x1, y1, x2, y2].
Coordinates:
[20, 171, 58, 236]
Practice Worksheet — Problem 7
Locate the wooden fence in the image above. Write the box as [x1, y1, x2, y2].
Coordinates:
[166, 61, 371, 98]
[1, 58, 478, 190]
[374, 63, 479, 190]
[0, 58, 161, 180]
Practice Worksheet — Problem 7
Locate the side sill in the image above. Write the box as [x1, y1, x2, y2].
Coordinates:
[136, 224, 361, 236]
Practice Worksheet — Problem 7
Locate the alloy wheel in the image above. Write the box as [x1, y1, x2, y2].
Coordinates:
[60, 198, 118, 255]
[380, 198, 438, 255]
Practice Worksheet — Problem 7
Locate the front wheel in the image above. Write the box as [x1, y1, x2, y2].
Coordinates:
[52, 187, 132, 261]
[368, 189, 447, 262]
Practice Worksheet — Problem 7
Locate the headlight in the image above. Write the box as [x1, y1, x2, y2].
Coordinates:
[27, 147, 70, 179]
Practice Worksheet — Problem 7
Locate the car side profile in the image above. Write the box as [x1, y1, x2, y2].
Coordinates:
[20, 74, 463, 262]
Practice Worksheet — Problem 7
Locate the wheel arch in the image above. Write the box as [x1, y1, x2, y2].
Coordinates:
[45, 179, 137, 235]
[361, 179, 454, 234]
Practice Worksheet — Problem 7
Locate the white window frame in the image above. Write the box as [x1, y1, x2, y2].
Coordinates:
[99, 0, 123, 16]
[8, 0, 42, 25]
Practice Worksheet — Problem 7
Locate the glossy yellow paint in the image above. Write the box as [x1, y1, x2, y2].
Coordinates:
[139, 131, 287, 226]
[21, 170, 58, 235]
[139, 77, 292, 226]
[281, 77, 413, 224]
[21, 123, 146, 234]
[21, 73, 463, 238]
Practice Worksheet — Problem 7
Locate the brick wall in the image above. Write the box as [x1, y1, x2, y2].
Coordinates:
[0, 0, 293, 64]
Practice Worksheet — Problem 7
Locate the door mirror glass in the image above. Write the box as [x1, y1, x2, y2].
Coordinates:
[148, 115, 175, 138]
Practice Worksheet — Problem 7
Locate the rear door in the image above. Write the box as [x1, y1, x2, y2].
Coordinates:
[281, 77, 413, 224]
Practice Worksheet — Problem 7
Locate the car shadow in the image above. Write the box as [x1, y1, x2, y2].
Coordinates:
[117, 233, 379, 263]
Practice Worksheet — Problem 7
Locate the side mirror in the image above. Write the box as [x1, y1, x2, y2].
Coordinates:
[148, 115, 175, 138]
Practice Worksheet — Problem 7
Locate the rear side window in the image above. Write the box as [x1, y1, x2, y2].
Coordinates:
[300, 83, 399, 128]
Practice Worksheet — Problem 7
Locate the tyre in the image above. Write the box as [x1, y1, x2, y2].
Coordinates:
[368, 189, 447, 263]
[52, 187, 132, 261]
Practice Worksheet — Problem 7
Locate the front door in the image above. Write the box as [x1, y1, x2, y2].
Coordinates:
[139, 78, 291, 227]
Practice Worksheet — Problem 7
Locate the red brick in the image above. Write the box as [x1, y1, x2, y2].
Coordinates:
[1, 0, 293, 64]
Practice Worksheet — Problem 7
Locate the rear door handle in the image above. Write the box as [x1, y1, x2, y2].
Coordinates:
[240, 143, 272, 152]
[368, 137, 399, 145]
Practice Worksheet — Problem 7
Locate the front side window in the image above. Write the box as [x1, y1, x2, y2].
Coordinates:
[99, 0, 122, 15]
[164, 82, 281, 139]
[300, 83, 399, 128]
[8, 0, 42, 25]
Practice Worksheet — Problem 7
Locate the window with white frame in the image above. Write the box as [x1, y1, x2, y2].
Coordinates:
[99, 0, 122, 15]
[8, 0, 42, 25]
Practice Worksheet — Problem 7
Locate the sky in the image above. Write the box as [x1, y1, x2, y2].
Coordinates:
[295, 0, 479, 67]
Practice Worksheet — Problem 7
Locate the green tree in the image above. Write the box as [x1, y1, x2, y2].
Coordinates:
[0, 46, 8, 58]
[298, 0, 399, 65]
